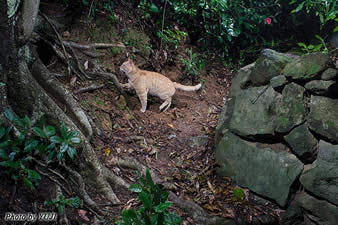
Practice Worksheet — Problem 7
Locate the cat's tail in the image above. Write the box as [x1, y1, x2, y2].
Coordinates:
[174, 83, 202, 91]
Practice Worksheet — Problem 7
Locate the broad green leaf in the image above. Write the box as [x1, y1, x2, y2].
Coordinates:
[150, 3, 159, 13]
[67, 130, 79, 139]
[154, 202, 172, 213]
[0, 140, 10, 148]
[22, 116, 31, 128]
[291, 2, 304, 13]
[8, 152, 16, 160]
[136, 171, 146, 187]
[0, 149, 9, 159]
[27, 169, 41, 180]
[57, 152, 63, 161]
[60, 124, 68, 139]
[32, 127, 46, 138]
[58, 205, 65, 215]
[23, 177, 34, 190]
[160, 191, 169, 202]
[0, 127, 5, 139]
[44, 126, 56, 137]
[48, 151, 55, 161]
[70, 137, 81, 144]
[60, 142, 69, 153]
[37, 144, 47, 154]
[0, 160, 19, 169]
[333, 26, 338, 32]
[139, 191, 152, 209]
[24, 140, 39, 152]
[13, 117, 24, 127]
[68, 197, 82, 208]
[50, 136, 62, 144]
[297, 42, 306, 48]
[146, 169, 155, 189]
[129, 183, 143, 193]
[4, 108, 14, 121]
[67, 146, 77, 160]
[307, 45, 314, 50]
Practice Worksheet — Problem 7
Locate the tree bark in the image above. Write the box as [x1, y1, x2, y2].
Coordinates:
[1, 0, 128, 214]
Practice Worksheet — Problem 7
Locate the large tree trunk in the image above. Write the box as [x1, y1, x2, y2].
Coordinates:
[1, 0, 128, 214]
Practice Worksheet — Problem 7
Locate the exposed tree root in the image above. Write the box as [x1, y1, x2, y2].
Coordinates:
[169, 192, 234, 225]
[74, 84, 105, 94]
[30, 58, 93, 138]
[62, 41, 126, 50]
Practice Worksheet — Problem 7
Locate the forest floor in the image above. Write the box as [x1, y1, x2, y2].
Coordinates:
[0, 4, 281, 224]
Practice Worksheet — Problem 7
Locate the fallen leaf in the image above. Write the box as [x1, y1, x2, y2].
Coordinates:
[168, 123, 174, 129]
[104, 148, 111, 156]
[78, 209, 90, 221]
[70, 76, 77, 86]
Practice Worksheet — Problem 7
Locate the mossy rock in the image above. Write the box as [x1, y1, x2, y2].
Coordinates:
[283, 53, 329, 80]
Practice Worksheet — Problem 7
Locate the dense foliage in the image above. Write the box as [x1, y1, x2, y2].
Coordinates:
[64, 0, 337, 63]
[0, 109, 81, 189]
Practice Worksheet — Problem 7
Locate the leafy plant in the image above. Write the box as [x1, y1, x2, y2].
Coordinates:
[297, 35, 329, 54]
[138, 0, 160, 19]
[179, 48, 205, 82]
[117, 170, 182, 225]
[232, 187, 245, 201]
[45, 193, 82, 215]
[290, 0, 337, 29]
[0, 109, 81, 189]
[157, 29, 187, 50]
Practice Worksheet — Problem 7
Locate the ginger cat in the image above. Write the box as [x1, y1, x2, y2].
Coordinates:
[120, 59, 201, 112]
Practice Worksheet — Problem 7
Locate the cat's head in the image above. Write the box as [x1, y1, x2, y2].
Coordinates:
[120, 59, 136, 77]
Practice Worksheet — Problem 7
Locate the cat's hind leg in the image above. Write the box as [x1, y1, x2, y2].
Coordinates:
[160, 97, 172, 112]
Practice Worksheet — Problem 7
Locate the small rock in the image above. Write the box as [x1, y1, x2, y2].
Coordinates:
[284, 123, 318, 162]
[115, 95, 127, 110]
[304, 80, 335, 95]
[249, 49, 292, 86]
[180, 135, 209, 148]
[321, 68, 337, 80]
[270, 75, 287, 89]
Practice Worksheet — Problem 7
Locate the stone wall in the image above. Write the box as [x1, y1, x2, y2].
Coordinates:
[215, 49, 337, 224]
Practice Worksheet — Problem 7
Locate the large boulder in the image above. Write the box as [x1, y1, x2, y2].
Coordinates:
[215, 132, 303, 207]
[249, 49, 292, 86]
[300, 140, 338, 205]
[229, 85, 279, 136]
[228, 63, 254, 97]
[308, 96, 338, 143]
[228, 83, 306, 137]
[283, 53, 329, 80]
[282, 192, 338, 225]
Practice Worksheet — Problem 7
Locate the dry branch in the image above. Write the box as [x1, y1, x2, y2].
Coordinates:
[63, 41, 126, 50]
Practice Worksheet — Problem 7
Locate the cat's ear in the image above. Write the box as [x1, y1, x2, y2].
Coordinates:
[128, 59, 134, 65]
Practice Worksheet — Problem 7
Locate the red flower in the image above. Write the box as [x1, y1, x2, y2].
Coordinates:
[264, 17, 272, 25]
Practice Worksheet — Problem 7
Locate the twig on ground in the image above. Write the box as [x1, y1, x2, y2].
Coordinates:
[74, 84, 105, 94]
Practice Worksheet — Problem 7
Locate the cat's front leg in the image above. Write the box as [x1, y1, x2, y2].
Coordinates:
[137, 91, 148, 112]
[121, 82, 132, 89]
